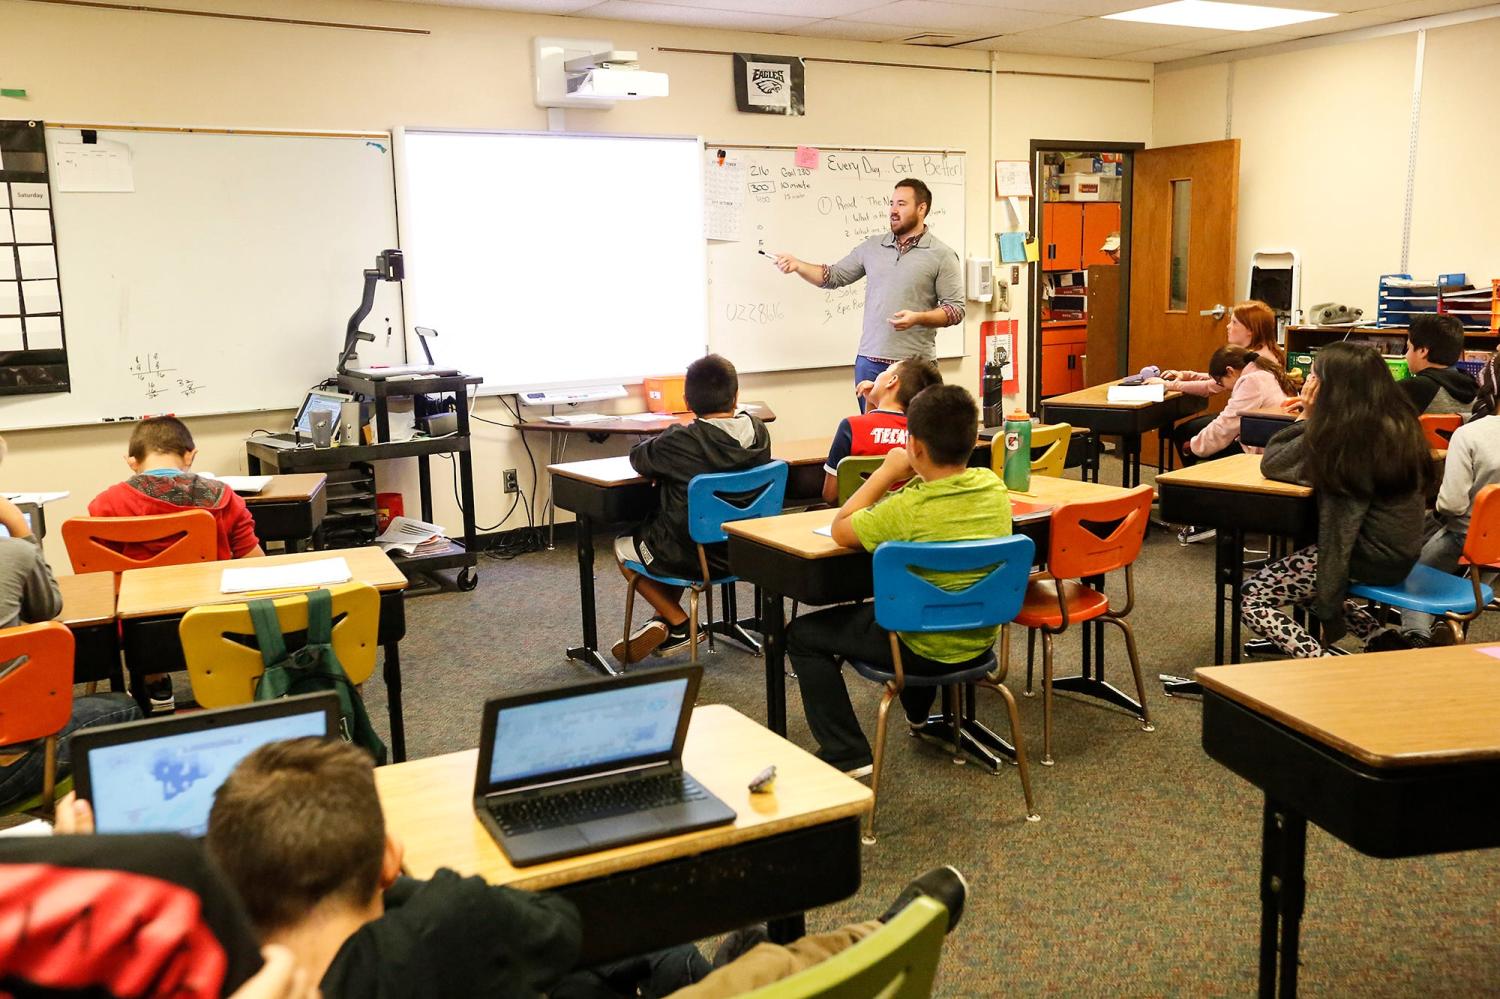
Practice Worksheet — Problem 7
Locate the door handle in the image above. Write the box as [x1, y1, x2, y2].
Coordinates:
[1199, 304, 1228, 320]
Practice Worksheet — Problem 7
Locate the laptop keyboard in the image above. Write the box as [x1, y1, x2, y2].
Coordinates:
[491, 772, 708, 836]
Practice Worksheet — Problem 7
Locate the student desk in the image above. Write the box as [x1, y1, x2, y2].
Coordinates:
[241, 473, 327, 552]
[1040, 381, 1207, 487]
[1196, 649, 1500, 997]
[373, 704, 870, 964]
[520, 403, 777, 549]
[56, 572, 121, 691]
[114, 547, 413, 761]
[723, 476, 1144, 754]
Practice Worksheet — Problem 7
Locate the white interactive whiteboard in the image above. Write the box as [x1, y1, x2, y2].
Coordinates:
[705, 147, 966, 374]
[396, 129, 707, 395]
[0, 127, 405, 431]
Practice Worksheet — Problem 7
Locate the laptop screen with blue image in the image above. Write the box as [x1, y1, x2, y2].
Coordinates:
[486, 676, 689, 788]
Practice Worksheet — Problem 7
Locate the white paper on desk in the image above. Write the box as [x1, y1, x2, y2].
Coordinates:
[220, 557, 352, 594]
[11, 210, 53, 244]
[3, 491, 69, 505]
[0, 818, 52, 838]
[17, 245, 57, 281]
[52, 140, 135, 193]
[619, 412, 668, 422]
[813, 525, 833, 537]
[211, 474, 271, 493]
[543, 412, 611, 425]
[1107, 384, 1165, 403]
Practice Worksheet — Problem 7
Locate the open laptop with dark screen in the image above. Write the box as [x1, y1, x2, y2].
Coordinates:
[474, 665, 734, 867]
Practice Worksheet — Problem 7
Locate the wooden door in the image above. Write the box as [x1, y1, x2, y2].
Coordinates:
[1129, 139, 1240, 466]
[1043, 203, 1083, 272]
[1081, 202, 1121, 269]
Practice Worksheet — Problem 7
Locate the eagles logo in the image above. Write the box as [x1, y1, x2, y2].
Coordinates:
[752, 68, 786, 94]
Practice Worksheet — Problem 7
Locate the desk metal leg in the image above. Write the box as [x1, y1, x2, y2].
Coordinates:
[383, 640, 406, 764]
[545, 432, 566, 551]
[1121, 433, 1142, 487]
[1162, 527, 1244, 697]
[1259, 797, 1307, 998]
[567, 514, 618, 677]
[709, 583, 761, 654]
[761, 588, 789, 736]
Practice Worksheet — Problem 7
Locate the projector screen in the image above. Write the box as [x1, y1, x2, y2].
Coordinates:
[396, 129, 707, 394]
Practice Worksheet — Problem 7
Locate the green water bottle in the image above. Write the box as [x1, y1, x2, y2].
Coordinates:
[1003, 411, 1031, 492]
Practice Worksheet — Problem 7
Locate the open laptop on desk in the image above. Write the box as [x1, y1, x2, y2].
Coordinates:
[474, 665, 735, 867]
[72, 694, 339, 836]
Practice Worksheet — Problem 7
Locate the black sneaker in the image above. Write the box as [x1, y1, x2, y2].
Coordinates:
[879, 865, 969, 934]
[611, 619, 668, 664]
[1429, 623, 1458, 647]
[146, 676, 176, 715]
[656, 620, 707, 657]
[1177, 525, 1215, 545]
[1364, 628, 1415, 653]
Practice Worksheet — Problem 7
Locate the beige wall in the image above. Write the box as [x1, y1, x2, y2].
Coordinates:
[1154, 16, 1500, 316]
[3, 0, 1152, 567]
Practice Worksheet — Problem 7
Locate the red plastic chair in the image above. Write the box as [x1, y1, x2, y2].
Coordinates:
[1014, 485, 1155, 765]
[0, 622, 75, 817]
[62, 510, 217, 583]
[1419, 413, 1462, 451]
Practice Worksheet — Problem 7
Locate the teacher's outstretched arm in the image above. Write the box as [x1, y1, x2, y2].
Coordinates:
[774, 245, 866, 289]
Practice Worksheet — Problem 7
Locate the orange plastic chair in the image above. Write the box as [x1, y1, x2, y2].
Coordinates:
[62, 510, 217, 582]
[1013, 485, 1156, 765]
[0, 622, 75, 816]
[1419, 413, 1462, 451]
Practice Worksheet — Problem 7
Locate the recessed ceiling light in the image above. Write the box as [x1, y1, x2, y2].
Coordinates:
[1105, 0, 1335, 31]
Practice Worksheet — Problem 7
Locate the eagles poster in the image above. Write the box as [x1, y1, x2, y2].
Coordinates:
[733, 54, 805, 116]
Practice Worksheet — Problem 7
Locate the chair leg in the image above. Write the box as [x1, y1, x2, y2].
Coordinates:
[864, 685, 897, 845]
[1448, 617, 1465, 646]
[1041, 632, 1055, 766]
[1024, 628, 1036, 697]
[1105, 616, 1155, 732]
[704, 585, 716, 654]
[688, 590, 701, 666]
[986, 680, 1040, 822]
[945, 685, 965, 766]
[41, 735, 57, 820]
[621, 577, 640, 665]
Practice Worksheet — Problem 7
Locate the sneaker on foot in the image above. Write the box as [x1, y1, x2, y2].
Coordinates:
[1177, 525, 1216, 545]
[1364, 628, 1415, 653]
[611, 619, 668, 664]
[879, 865, 969, 934]
[656, 620, 707, 656]
[146, 677, 176, 715]
[1429, 623, 1458, 647]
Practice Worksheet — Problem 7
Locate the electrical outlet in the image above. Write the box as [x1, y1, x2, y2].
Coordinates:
[503, 469, 519, 494]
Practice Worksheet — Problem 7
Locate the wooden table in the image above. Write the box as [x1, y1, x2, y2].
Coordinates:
[56, 572, 120, 690]
[374, 704, 870, 964]
[241, 473, 328, 552]
[521, 402, 777, 549]
[1156, 454, 1315, 681]
[1196, 649, 1500, 997]
[1040, 380, 1207, 487]
[724, 476, 1144, 755]
[115, 547, 413, 761]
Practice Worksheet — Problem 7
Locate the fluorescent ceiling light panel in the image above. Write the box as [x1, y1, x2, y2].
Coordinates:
[1105, 1, 1334, 30]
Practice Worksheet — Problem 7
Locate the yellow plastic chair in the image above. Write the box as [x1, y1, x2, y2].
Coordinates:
[178, 582, 379, 707]
[739, 896, 949, 999]
[992, 423, 1072, 480]
[836, 456, 886, 505]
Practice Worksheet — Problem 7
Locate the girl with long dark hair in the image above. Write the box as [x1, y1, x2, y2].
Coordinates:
[1241, 341, 1429, 657]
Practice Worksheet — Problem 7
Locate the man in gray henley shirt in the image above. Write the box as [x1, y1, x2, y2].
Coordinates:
[775, 178, 964, 408]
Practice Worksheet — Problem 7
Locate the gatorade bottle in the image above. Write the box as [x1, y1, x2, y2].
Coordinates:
[1003, 411, 1032, 492]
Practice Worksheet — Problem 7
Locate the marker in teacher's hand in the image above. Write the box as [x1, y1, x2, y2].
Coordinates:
[757, 249, 776, 260]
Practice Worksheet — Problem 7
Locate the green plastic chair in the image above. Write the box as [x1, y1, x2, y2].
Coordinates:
[836, 455, 887, 505]
[739, 896, 949, 999]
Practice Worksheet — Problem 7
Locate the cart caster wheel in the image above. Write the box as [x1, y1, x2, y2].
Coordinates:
[457, 569, 478, 591]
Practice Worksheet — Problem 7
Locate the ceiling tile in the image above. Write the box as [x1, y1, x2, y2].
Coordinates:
[842, 0, 1078, 32]
[1112, 43, 1223, 60]
[791, 18, 926, 39]
[1267, 0, 1498, 34]
[390, 0, 601, 11]
[971, 0, 1169, 14]
[632, 0, 885, 15]
[579, 0, 818, 29]
[1003, 16, 1242, 46]
[956, 33, 1142, 55]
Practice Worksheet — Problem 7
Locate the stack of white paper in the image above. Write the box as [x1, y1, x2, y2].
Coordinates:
[200, 473, 272, 494]
[1107, 384, 1165, 403]
[376, 516, 449, 556]
[220, 557, 352, 594]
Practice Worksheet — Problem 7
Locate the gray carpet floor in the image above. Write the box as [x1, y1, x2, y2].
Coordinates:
[339, 456, 1500, 995]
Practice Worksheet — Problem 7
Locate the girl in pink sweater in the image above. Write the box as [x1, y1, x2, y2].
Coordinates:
[1172, 346, 1297, 464]
[1160, 300, 1286, 399]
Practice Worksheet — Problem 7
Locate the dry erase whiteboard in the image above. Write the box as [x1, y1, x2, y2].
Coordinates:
[0, 127, 405, 430]
[705, 147, 966, 374]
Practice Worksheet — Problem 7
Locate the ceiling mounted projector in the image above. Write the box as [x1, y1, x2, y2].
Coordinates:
[535, 37, 669, 109]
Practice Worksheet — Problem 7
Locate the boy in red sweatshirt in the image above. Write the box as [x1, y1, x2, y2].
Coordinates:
[89, 416, 263, 712]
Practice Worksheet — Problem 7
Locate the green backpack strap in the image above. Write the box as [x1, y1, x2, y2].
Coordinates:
[306, 588, 333, 646]
[249, 596, 292, 701]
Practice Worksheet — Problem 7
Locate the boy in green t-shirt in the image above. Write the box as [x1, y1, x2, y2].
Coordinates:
[788, 384, 1012, 775]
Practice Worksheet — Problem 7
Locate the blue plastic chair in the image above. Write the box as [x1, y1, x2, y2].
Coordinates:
[1349, 484, 1500, 643]
[621, 461, 788, 666]
[847, 535, 1039, 842]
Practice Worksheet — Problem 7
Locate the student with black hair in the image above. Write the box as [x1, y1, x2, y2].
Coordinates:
[612, 354, 771, 664]
[1170, 345, 1296, 466]
[1241, 342, 1428, 657]
[1397, 313, 1477, 415]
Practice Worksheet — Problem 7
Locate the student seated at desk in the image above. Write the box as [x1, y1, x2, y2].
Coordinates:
[613, 354, 770, 664]
[1397, 314, 1476, 416]
[1160, 345, 1296, 466]
[89, 416, 264, 713]
[787, 385, 1009, 776]
[1401, 352, 1500, 645]
[1157, 300, 1285, 398]
[0, 436, 140, 812]
[1242, 342, 1428, 658]
[820, 357, 942, 504]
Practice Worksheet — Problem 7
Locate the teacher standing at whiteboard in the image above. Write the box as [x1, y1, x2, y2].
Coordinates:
[774, 178, 964, 409]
